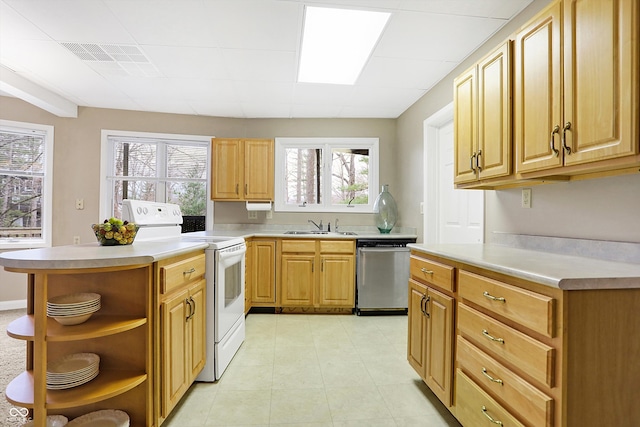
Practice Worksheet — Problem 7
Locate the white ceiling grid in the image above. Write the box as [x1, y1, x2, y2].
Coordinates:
[0, 0, 533, 118]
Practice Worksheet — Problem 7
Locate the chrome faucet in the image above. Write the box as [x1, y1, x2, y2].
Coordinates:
[308, 219, 323, 231]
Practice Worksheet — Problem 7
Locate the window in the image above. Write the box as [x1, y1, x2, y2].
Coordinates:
[274, 137, 379, 212]
[101, 130, 211, 221]
[0, 120, 53, 249]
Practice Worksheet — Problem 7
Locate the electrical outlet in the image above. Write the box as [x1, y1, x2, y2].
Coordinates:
[73, 236, 80, 245]
[248, 211, 258, 220]
[522, 188, 532, 208]
[420, 201, 424, 215]
[266, 210, 273, 219]
[75, 198, 84, 210]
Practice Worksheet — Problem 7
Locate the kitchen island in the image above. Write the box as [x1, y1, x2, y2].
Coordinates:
[407, 243, 640, 427]
[0, 240, 208, 427]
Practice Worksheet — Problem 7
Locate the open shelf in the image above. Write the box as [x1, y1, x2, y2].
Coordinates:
[7, 314, 147, 341]
[5, 370, 147, 409]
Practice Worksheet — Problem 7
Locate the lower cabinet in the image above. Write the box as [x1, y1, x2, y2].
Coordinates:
[157, 252, 206, 423]
[250, 239, 277, 306]
[279, 239, 355, 309]
[407, 279, 454, 407]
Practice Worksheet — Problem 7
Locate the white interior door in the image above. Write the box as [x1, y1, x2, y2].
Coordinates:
[424, 103, 484, 244]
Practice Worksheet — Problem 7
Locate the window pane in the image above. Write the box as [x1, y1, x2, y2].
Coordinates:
[0, 130, 45, 239]
[111, 180, 157, 218]
[113, 142, 157, 178]
[331, 148, 369, 205]
[168, 181, 206, 215]
[284, 147, 322, 205]
[167, 144, 207, 179]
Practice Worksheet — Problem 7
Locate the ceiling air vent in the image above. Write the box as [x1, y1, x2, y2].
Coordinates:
[60, 42, 161, 77]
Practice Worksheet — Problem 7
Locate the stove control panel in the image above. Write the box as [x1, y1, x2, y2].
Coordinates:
[122, 199, 183, 226]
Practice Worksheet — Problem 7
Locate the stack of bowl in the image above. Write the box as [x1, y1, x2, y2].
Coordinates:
[46, 293, 101, 325]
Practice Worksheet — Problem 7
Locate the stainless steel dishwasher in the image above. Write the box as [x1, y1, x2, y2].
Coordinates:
[356, 238, 416, 315]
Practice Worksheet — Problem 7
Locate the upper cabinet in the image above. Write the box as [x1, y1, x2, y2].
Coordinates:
[211, 138, 274, 201]
[515, 0, 639, 176]
[454, 41, 513, 186]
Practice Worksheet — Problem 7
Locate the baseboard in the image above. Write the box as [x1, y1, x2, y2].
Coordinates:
[0, 299, 27, 311]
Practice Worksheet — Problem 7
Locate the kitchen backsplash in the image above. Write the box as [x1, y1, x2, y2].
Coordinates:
[492, 232, 640, 264]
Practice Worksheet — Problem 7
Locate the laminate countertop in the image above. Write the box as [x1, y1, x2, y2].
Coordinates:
[0, 240, 209, 271]
[408, 243, 640, 290]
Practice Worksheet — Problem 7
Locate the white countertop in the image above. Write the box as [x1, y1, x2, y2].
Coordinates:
[0, 240, 209, 270]
[408, 243, 640, 290]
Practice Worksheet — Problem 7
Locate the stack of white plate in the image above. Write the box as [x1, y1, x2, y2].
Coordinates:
[47, 293, 101, 325]
[46, 353, 100, 390]
[66, 409, 129, 427]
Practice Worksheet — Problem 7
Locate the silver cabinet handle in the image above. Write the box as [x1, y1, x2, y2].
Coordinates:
[476, 149, 483, 171]
[183, 267, 196, 275]
[562, 121, 572, 155]
[470, 153, 477, 172]
[549, 124, 560, 157]
[481, 406, 503, 426]
[420, 268, 434, 275]
[482, 367, 504, 385]
[483, 291, 505, 302]
[482, 329, 505, 344]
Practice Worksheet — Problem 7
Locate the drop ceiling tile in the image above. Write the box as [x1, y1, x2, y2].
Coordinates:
[290, 103, 343, 118]
[398, 0, 533, 19]
[377, 11, 505, 61]
[206, 0, 301, 51]
[221, 49, 296, 82]
[349, 85, 426, 110]
[241, 102, 292, 118]
[292, 83, 355, 105]
[339, 105, 405, 118]
[5, 0, 134, 44]
[358, 57, 458, 89]
[189, 100, 244, 118]
[105, 0, 221, 48]
[0, 1, 51, 40]
[142, 45, 229, 79]
[233, 81, 294, 104]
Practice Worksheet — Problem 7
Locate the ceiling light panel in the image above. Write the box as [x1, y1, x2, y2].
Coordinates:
[298, 6, 390, 85]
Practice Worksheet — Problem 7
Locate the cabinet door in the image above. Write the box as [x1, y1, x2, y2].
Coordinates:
[407, 279, 428, 376]
[477, 41, 512, 180]
[245, 240, 253, 313]
[161, 288, 189, 417]
[318, 254, 355, 307]
[562, 0, 638, 165]
[251, 240, 276, 304]
[280, 254, 315, 306]
[453, 66, 478, 184]
[211, 138, 242, 200]
[425, 287, 454, 407]
[244, 139, 274, 200]
[188, 279, 206, 382]
[515, 1, 563, 173]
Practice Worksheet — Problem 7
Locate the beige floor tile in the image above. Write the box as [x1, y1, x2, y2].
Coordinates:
[320, 360, 375, 387]
[269, 388, 332, 424]
[325, 385, 392, 421]
[332, 419, 398, 427]
[272, 362, 324, 389]
[273, 344, 319, 366]
[205, 389, 272, 426]
[378, 382, 445, 418]
[231, 343, 276, 367]
[217, 363, 273, 390]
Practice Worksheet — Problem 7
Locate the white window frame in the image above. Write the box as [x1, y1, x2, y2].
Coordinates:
[0, 120, 54, 249]
[100, 130, 213, 228]
[274, 137, 379, 213]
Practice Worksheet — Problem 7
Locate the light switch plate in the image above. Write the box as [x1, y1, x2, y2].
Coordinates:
[522, 188, 532, 208]
[248, 211, 258, 219]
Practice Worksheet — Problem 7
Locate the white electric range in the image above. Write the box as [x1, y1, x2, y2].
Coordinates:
[122, 199, 246, 381]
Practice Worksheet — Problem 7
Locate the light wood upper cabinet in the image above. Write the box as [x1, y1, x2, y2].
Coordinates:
[515, 0, 639, 175]
[454, 41, 512, 186]
[211, 138, 274, 201]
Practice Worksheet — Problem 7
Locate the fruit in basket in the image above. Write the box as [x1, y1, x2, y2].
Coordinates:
[92, 218, 139, 245]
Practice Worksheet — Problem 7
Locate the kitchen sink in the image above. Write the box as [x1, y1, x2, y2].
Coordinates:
[334, 231, 357, 235]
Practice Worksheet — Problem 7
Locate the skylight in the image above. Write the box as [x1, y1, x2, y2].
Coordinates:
[298, 6, 391, 85]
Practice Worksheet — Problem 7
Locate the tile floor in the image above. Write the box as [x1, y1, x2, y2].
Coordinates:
[163, 313, 462, 426]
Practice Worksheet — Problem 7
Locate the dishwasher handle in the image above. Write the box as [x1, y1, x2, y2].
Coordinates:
[358, 246, 410, 253]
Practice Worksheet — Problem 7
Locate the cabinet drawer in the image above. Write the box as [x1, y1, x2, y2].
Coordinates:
[161, 254, 206, 294]
[456, 369, 526, 427]
[459, 270, 555, 337]
[457, 336, 553, 427]
[410, 255, 454, 292]
[458, 303, 555, 387]
[281, 240, 316, 253]
[319, 240, 354, 254]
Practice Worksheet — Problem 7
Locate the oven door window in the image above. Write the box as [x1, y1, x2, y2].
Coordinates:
[224, 262, 242, 306]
